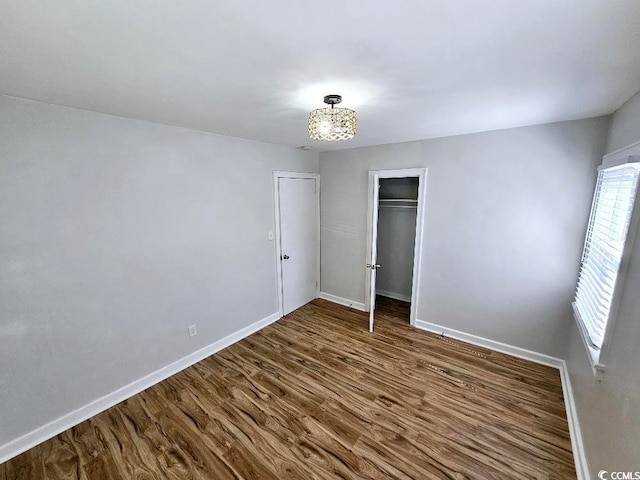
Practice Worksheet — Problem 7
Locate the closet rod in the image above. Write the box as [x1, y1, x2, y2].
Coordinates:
[379, 205, 417, 209]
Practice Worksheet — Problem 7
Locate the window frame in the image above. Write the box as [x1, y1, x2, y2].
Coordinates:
[573, 141, 640, 380]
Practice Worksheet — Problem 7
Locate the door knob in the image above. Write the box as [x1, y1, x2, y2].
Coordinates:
[366, 264, 381, 269]
[282, 255, 290, 260]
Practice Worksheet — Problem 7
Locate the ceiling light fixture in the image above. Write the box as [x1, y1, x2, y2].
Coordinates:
[308, 94, 357, 141]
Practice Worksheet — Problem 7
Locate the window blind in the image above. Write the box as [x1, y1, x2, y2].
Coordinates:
[574, 163, 640, 350]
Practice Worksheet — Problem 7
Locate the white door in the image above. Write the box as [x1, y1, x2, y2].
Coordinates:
[279, 177, 318, 315]
[367, 176, 381, 332]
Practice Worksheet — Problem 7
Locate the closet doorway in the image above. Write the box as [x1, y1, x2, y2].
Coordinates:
[365, 168, 427, 332]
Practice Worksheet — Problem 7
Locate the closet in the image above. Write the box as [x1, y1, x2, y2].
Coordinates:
[375, 177, 418, 321]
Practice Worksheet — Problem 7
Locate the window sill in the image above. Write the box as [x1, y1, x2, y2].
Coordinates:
[571, 302, 605, 381]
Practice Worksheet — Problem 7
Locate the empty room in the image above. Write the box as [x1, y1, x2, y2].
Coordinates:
[2, 1, 640, 479]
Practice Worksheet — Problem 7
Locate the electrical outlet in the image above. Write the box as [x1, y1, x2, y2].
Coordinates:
[188, 324, 197, 337]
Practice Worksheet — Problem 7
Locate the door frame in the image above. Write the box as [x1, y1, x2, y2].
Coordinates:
[273, 171, 321, 317]
[365, 168, 428, 327]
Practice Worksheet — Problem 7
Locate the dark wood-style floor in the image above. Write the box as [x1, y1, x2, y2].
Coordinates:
[1, 297, 576, 479]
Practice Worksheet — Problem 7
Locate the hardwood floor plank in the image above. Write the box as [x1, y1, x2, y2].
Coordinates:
[4, 447, 45, 480]
[153, 406, 238, 480]
[82, 453, 123, 480]
[1, 296, 576, 479]
[40, 436, 83, 480]
[221, 444, 278, 480]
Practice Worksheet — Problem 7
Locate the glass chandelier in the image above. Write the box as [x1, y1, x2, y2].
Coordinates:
[308, 94, 357, 141]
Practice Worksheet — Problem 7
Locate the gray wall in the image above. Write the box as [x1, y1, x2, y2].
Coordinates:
[0, 95, 318, 446]
[566, 89, 640, 475]
[320, 117, 610, 358]
[375, 206, 417, 301]
[606, 89, 640, 153]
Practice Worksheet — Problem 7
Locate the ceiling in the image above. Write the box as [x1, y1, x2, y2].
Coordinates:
[2, 1, 640, 151]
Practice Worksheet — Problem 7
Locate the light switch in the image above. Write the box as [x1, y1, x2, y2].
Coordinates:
[268, 231, 274, 241]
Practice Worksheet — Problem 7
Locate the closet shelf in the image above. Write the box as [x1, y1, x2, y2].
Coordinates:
[379, 198, 417, 203]
[379, 198, 418, 209]
[380, 205, 417, 209]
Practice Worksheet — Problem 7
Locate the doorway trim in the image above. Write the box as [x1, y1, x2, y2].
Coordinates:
[365, 168, 428, 326]
[273, 171, 321, 318]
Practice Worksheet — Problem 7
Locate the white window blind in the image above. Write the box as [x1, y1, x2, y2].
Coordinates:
[574, 163, 640, 350]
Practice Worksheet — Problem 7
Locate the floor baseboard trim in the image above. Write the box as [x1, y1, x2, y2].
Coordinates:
[318, 292, 366, 311]
[414, 319, 563, 368]
[376, 289, 411, 303]
[559, 360, 590, 480]
[0, 311, 281, 465]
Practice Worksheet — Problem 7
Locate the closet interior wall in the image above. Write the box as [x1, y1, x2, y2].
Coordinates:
[376, 177, 418, 305]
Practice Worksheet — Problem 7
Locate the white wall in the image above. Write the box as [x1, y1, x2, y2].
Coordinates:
[566, 89, 640, 475]
[320, 117, 610, 358]
[0, 95, 318, 447]
[375, 207, 416, 301]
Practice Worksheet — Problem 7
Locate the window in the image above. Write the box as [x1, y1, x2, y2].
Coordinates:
[573, 162, 640, 377]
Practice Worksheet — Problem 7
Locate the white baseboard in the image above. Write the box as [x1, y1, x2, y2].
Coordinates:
[415, 318, 588, 479]
[0, 311, 281, 465]
[414, 319, 563, 368]
[376, 289, 411, 303]
[559, 361, 590, 480]
[318, 292, 366, 311]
